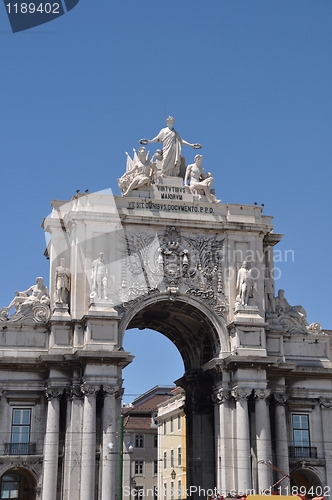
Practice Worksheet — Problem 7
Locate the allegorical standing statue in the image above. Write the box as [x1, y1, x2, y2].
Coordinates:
[139, 116, 202, 177]
[236, 261, 254, 306]
[90, 252, 108, 300]
[54, 258, 71, 306]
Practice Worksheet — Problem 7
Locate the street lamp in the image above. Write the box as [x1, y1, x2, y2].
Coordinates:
[171, 469, 176, 480]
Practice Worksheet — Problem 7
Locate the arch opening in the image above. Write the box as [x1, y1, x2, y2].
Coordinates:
[290, 468, 323, 499]
[0, 468, 37, 500]
[120, 296, 227, 372]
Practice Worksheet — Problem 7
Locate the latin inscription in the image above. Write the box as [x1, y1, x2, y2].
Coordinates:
[127, 201, 214, 214]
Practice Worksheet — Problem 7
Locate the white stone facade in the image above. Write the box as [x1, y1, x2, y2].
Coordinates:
[0, 179, 331, 500]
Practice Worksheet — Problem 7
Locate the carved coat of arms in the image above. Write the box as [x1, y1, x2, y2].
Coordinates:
[119, 226, 228, 316]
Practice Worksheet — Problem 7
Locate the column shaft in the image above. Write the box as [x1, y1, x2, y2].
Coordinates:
[63, 391, 83, 500]
[320, 400, 332, 491]
[80, 387, 97, 500]
[214, 391, 233, 494]
[275, 399, 289, 483]
[101, 390, 117, 500]
[41, 394, 61, 500]
[255, 392, 272, 492]
[234, 391, 251, 491]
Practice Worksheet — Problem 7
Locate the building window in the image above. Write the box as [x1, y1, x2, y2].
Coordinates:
[10, 409, 31, 455]
[163, 421, 167, 436]
[170, 481, 174, 500]
[1, 474, 20, 499]
[163, 451, 167, 469]
[178, 480, 182, 500]
[292, 414, 310, 447]
[178, 446, 182, 466]
[170, 416, 174, 433]
[134, 486, 144, 499]
[177, 414, 181, 431]
[163, 483, 167, 500]
[154, 434, 158, 448]
[154, 486, 158, 500]
[289, 414, 317, 458]
[153, 459, 158, 475]
[134, 460, 144, 475]
[170, 449, 174, 468]
[135, 434, 144, 448]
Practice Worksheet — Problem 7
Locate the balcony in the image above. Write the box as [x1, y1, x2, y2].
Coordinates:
[4, 442, 36, 455]
[289, 446, 317, 459]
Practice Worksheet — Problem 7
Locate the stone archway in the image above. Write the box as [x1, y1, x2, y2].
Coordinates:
[119, 292, 230, 370]
[119, 293, 230, 497]
[0, 467, 37, 500]
[290, 467, 324, 499]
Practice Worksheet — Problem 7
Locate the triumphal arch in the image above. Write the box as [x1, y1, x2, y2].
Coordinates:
[0, 119, 331, 500]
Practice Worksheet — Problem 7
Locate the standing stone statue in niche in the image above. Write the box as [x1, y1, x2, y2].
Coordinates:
[54, 258, 71, 306]
[236, 261, 254, 306]
[118, 147, 154, 196]
[139, 116, 202, 177]
[90, 253, 109, 300]
[184, 154, 220, 203]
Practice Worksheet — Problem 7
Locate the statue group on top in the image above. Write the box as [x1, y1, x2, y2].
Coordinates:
[118, 116, 220, 203]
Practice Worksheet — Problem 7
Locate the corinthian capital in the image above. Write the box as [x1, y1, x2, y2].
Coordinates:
[274, 393, 287, 405]
[70, 385, 83, 400]
[254, 389, 271, 401]
[319, 397, 332, 408]
[81, 382, 100, 396]
[103, 385, 117, 396]
[212, 388, 224, 404]
[231, 387, 251, 401]
[45, 386, 64, 400]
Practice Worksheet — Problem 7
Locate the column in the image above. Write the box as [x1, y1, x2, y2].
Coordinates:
[319, 398, 332, 489]
[274, 394, 289, 482]
[63, 385, 83, 500]
[255, 389, 272, 492]
[101, 386, 117, 500]
[232, 388, 251, 492]
[80, 383, 99, 500]
[41, 387, 63, 500]
[213, 387, 233, 495]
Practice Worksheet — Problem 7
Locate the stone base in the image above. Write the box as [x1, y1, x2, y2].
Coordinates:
[233, 304, 265, 324]
[156, 176, 184, 187]
[89, 299, 117, 317]
[52, 304, 71, 320]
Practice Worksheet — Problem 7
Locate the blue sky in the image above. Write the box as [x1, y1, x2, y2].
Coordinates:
[1, 1, 331, 401]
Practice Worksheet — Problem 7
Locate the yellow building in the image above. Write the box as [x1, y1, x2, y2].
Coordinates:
[157, 388, 186, 500]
